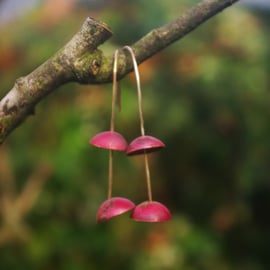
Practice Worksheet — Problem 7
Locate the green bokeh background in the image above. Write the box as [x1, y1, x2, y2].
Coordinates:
[0, 1, 270, 269]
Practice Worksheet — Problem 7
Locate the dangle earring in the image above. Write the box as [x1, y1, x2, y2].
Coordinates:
[123, 46, 171, 222]
[90, 49, 135, 223]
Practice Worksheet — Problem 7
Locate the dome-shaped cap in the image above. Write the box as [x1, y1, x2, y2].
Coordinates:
[126, 135, 165, 155]
[90, 131, 128, 151]
[96, 197, 135, 223]
[130, 201, 171, 222]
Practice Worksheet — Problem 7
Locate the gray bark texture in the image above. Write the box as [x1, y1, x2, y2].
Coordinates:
[0, 0, 239, 143]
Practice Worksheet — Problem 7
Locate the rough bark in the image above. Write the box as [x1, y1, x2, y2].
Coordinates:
[0, 0, 239, 144]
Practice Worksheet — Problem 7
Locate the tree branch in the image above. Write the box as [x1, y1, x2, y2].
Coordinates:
[0, 0, 239, 144]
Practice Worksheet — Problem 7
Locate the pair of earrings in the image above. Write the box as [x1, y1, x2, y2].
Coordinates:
[90, 46, 171, 223]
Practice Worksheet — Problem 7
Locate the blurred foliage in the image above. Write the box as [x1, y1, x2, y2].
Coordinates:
[1, 0, 270, 269]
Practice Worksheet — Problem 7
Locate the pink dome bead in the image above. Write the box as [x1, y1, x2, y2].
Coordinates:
[90, 131, 128, 151]
[130, 201, 171, 222]
[96, 197, 135, 223]
[126, 135, 165, 155]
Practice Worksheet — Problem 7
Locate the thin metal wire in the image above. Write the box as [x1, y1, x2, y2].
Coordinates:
[123, 46, 145, 136]
[108, 50, 119, 199]
[110, 49, 119, 132]
[108, 149, 113, 199]
[144, 153, 153, 201]
[123, 46, 153, 201]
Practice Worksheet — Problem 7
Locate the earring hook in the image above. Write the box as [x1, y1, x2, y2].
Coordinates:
[110, 49, 119, 132]
[123, 46, 145, 136]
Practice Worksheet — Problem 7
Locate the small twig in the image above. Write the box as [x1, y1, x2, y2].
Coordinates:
[14, 163, 52, 217]
[0, 160, 52, 245]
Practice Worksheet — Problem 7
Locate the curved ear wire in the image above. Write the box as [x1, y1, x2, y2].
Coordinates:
[123, 46, 145, 136]
[110, 49, 119, 132]
[108, 49, 120, 199]
[123, 46, 153, 201]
